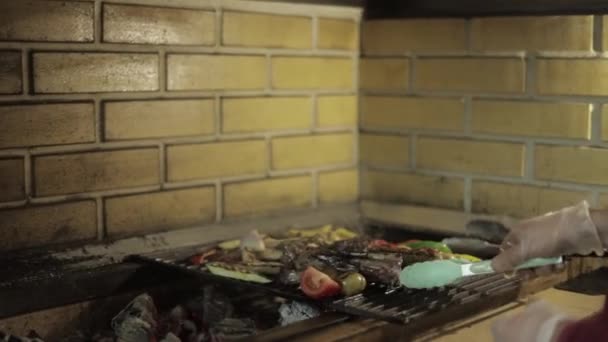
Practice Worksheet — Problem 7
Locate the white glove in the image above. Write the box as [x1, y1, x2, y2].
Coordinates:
[492, 300, 572, 342]
[492, 201, 604, 273]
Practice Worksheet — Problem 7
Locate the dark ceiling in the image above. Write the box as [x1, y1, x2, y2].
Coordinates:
[259, 0, 608, 18]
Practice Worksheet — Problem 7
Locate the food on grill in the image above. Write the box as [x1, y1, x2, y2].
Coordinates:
[207, 262, 272, 284]
[241, 229, 266, 252]
[400, 240, 452, 254]
[185, 225, 488, 300]
[339, 272, 367, 296]
[278, 301, 320, 326]
[300, 266, 342, 299]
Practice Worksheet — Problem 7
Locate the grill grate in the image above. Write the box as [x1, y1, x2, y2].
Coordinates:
[127, 247, 522, 336]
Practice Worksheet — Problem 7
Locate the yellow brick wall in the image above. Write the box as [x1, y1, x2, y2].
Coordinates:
[0, 0, 360, 252]
[360, 15, 604, 218]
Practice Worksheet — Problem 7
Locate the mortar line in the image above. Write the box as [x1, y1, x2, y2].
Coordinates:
[29, 185, 162, 204]
[594, 15, 603, 52]
[96, 197, 105, 241]
[0, 89, 356, 102]
[524, 141, 535, 180]
[266, 137, 273, 175]
[165, 174, 264, 190]
[0, 200, 27, 210]
[591, 103, 602, 143]
[368, 166, 608, 193]
[464, 176, 472, 213]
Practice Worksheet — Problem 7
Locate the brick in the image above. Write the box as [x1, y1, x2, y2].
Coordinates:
[167, 140, 266, 182]
[0, 103, 95, 148]
[361, 19, 467, 54]
[0, 1, 93, 42]
[0, 158, 24, 202]
[535, 145, 608, 185]
[362, 170, 464, 209]
[105, 187, 215, 237]
[417, 138, 524, 177]
[471, 16, 592, 51]
[360, 58, 408, 91]
[472, 100, 590, 139]
[317, 95, 357, 127]
[103, 4, 215, 45]
[0, 201, 96, 251]
[33, 53, 158, 93]
[415, 58, 524, 93]
[272, 133, 354, 170]
[104, 99, 214, 140]
[222, 97, 311, 133]
[318, 19, 357, 50]
[34, 149, 159, 196]
[472, 181, 589, 218]
[0, 51, 21, 94]
[223, 12, 311, 49]
[272, 57, 353, 89]
[167, 54, 266, 91]
[598, 194, 608, 208]
[224, 176, 312, 217]
[361, 96, 464, 131]
[537, 59, 608, 96]
[318, 169, 358, 204]
[603, 17, 608, 51]
[360, 134, 409, 168]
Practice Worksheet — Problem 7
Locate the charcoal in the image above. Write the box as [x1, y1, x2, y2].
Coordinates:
[111, 294, 157, 342]
[201, 286, 234, 326]
[278, 301, 320, 326]
[159, 333, 180, 342]
[278, 268, 300, 286]
[209, 318, 256, 340]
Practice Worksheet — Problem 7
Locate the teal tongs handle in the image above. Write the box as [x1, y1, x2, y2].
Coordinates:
[469, 256, 563, 275]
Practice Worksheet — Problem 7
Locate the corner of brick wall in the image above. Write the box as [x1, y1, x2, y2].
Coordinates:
[359, 15, 605, 219]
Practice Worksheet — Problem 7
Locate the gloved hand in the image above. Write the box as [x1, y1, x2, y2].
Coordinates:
[491, 201, 604, 273]
[492, 300, 572, 342]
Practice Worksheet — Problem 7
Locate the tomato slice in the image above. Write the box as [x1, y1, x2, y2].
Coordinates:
[300, 266, 341, 299]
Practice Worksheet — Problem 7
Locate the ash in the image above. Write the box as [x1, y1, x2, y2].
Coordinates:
[278, 301, 320, 326]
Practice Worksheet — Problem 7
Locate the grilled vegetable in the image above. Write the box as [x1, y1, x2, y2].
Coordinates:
[401, 240, 452, 254]
[241, 230, 265, 252]
[257, 248, 283, 261]
[340, 273, 367, 296]
[300, 266, 341, 299]
[190, 248, 217, 265]
[288, 225, 332, 238]
[243, 261, 282, 275]
[207, 262, 272, 284]
[218, 239, 240, 250]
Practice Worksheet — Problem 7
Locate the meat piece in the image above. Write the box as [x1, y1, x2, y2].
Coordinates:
[333, 238, 370, 257]
[350, 258, 402, 286]
[401, 248, 438, 267]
